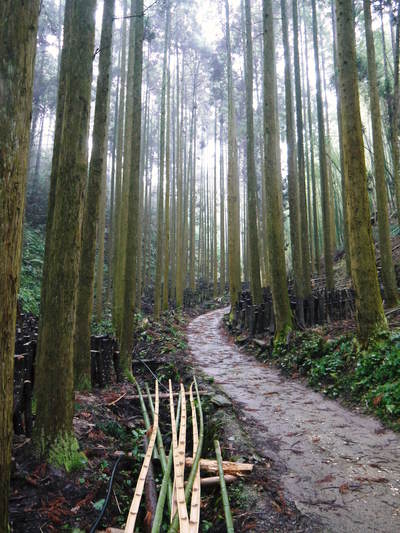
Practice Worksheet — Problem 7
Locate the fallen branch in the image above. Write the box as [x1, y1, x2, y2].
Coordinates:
[106, 391, 127, 406]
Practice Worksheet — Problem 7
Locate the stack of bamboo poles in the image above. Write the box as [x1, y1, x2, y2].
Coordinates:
[105, 379, 252, 533]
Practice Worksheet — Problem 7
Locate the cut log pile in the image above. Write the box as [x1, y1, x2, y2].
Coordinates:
[233, 287, 356, 335]
[13, 313, 120, 436]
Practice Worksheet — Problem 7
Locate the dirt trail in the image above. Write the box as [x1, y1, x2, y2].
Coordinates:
[187, 308, 400, 532]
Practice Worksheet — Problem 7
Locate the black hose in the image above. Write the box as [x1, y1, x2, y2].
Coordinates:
[89, 454, 135, 533]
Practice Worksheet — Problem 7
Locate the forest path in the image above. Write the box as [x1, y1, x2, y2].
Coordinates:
[187, 307, 400, 532]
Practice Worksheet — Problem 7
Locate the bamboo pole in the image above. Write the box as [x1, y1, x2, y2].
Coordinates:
[124, 381, 159, 533]
[214, 440, 234, 533]
[189, 383, 200, 532]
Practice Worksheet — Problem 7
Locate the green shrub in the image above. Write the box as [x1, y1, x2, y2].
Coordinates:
[19, 225, 45, 315]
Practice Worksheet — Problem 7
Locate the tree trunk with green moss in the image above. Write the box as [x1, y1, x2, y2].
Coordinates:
[263, 0, 292, 339]
[292, 0, 312, 296]
[35, 0, 96, 449]
[363, 0, 398, 307]
[244, 0, 262, 305]
[225, 0, 241, 313]
[311, 0, 334, 289]
[281, 0, 303, 315]
[335, 0, 387, 342]
[0, 2, 40, 527]
[74, 0, 115, 389]
[120, 0, 144, 376]
[154, 1, 170, 318]
[112, 0, 128, 332]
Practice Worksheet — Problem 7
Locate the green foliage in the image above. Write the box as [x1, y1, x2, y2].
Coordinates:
[49, 433, 87, 473]
[268, 329, 400, 429]
[19, 225, 45, 315]
[91, 312, 115, 336]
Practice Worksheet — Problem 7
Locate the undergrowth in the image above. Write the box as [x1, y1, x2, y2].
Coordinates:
[49, 433, 88, 473]
[19, 225, 45, 315]
[269, 329, 400, 430]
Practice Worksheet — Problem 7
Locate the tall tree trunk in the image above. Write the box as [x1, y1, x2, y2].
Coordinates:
[363, 0, 398, 306]
[281, 0, 303, 318]
[243, 0, 262, 305]
[331, 0, 351, 276]
[263, 0, 292, 339]
[225, 0, 241, 314]
[0, 2, 39, 527]
[74, 0, 115, 389]
[112, 0, 128, 332]
[35, 0, 96, 448]
[303, 6, 320, 273]
[95, 139, 108, 321]
[292, 0, 312, 296]
[311, 0, 334, 289]
[219, 113, 226, 294]
[115, 0, 135, 337]
[391, 0, 400, 222]
[163, 63, 171, 310]
[176, 50, 185, 307]
[120, 0, 144, 375]
[154, 1, 170, 318]
[335, 0, 387, 342]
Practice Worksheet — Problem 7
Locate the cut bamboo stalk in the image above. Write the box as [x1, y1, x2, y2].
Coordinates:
[214, 440, 234, 533]
[124, 381, 159, 533]
[169, 380, 179, 523]
[170, 381, 189, 532]
[189, 383, 200, 533]
[152, 394, 181, 533]
[123, 391, 211, 400]
[135, 380, 159, 460]
[185, 458, 253, 477]
[168, 377, 204, 533]
[145, 382, 172, 511]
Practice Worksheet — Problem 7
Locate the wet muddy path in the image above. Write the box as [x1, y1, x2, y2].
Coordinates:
[187, 308, 400, 532]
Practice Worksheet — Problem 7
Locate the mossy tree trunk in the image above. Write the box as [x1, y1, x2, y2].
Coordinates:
[311, 0, 334, 289]
[74, 0, 115, 389]
[225, 0, 241, 313]
[163, 63, 171, 311]
[35, 0, 96, 449]
[292, 0, 312, 296]
[281, 0, 303, 316]
[0, 2, 40, 528]
[112, 0, 128, 332]
[154, 1, 170, 318]
[263, 0, 292, 339]
[219, 113, 226, 294]
[120, 0, 144, 376]
[243, 0, 262, 305]
[363, 0, 398, 307]
[335, 0, 387, 343]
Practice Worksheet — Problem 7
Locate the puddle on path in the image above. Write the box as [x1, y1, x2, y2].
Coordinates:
[188, 307, 400, 532]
